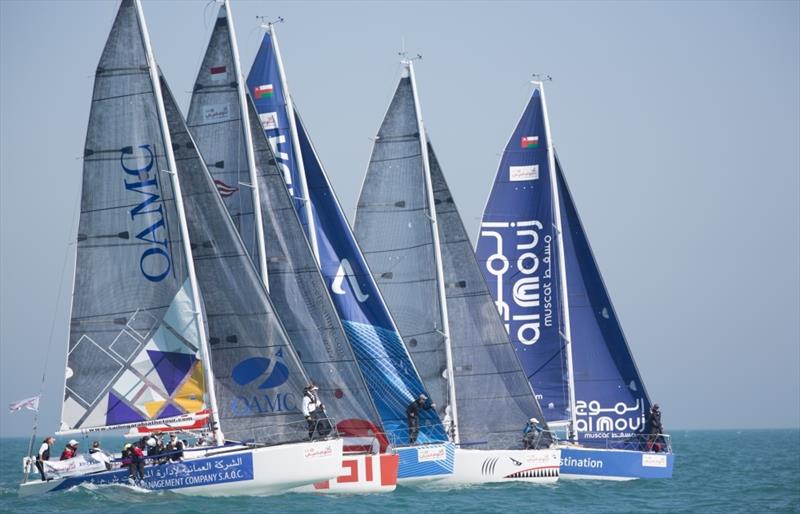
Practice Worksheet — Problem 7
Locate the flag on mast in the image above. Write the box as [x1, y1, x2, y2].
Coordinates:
[9, 396, 40, 413]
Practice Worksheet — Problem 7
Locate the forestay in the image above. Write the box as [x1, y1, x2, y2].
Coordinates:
[297, 112, 446, 443]
[62, 0, 209, 433]
[161, 76, 310, 445]
[475, 86, 571, 425]
[428, 143, 550, 450]
[187, 3, 378, 431]
[353, 77, 451, 419]
[555, 156, 652, 442]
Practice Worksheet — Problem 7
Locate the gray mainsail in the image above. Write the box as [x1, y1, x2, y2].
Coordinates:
[353, 76, 450, 418]
[428, 143, 550, 449]
[187, 4, 379, 430]
[61, 0, 210, 433]
[162, 77, 310, 445]
[185, 8, 260, 279]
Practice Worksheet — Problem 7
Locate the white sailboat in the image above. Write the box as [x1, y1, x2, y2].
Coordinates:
[354, 60, 560, 485]
[476, 80, 674, 479]
[184, 3, 401, 493]
[19, 0, 342, 496]
[245, 22, 457, 486]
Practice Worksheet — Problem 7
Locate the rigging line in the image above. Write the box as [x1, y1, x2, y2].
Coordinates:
[25, 181, 82, 464]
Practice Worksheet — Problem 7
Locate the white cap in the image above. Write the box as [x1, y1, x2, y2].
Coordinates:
[68, 439, 78, 446]
[147, 437, 156, 447]
[529, 418, 539, 424]
[419, 394, 428, 400]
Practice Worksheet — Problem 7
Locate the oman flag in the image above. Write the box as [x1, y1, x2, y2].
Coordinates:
[521, 136, 539, 148]
[254, 84, 274, 99]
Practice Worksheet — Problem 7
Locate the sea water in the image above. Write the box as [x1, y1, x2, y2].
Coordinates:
[0, 429, 797, 513]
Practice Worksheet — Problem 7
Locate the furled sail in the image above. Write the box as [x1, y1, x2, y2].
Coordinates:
[555, 155, 651, 442]
[428, 143, 550, 450]
[296, 111, 446, 443]
[61, 0, 209, 433]
[475, 85, 571, 425]
[162, 77, 310, 445]
[353, 76, 451, 419]
[187, 4, 378, 433]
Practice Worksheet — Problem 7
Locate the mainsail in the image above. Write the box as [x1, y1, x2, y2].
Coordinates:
[296, 111, 446, 442]
[162, 76, 310, 445]
[187, 3, 378, 432]
[428, 143, 550, 449]
[554, 155, 651, 441]
[353, 74, 451, 424]
[61, 0, 210, 433]
[477, 83, 652, 443]
[355, 64, 549, 450]
[475, 85, 572, 426]
[245, 26, 446, 443]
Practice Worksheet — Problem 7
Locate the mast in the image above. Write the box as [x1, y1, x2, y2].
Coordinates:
[226, 0, 269, 287]
[134, 0, 224, 447]
[265, 22, 320, 262]
[406, 60, 459, 444]
[538, 81, 577, 440]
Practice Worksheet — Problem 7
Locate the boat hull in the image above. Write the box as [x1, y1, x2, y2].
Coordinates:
[19, 439, 343, 497]
[559, 446, 674, 480]
[437, 448, 560, 485]
[394, 442, 456, 485]
[293, 452, 399, 494]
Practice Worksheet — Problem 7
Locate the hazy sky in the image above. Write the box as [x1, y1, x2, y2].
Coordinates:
[1, 0, 798, 437]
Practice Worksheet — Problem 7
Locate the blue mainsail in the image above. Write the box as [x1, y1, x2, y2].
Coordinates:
[554, 154, 651, 442]
[246, 31, 445, 443]
[477, 84, 653, 444]
[475, 86, 571, 424]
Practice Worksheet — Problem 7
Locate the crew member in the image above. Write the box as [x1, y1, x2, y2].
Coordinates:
[523, 418, 544, 449]
[35, 436, 55, 481]
[60, 440, 79, 460]
[89, 440, 112, 470]
[645, 404, 664, 452]
[302, 383, 324, 439]
[406, 394, 435, 444]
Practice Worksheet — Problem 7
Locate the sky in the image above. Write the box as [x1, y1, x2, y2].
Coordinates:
[1, 0, 798, 437]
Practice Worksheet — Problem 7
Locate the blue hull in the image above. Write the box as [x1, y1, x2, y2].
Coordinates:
[395, 442, 455, 480]
[560, 446, 673, 480]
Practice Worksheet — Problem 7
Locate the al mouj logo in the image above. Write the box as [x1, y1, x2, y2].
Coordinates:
[331, 258, 369, 303]
[229, 349, 296, 415]
[303, 443, 334, 460]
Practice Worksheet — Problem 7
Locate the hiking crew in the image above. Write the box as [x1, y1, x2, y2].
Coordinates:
[406, 394, 435, 444]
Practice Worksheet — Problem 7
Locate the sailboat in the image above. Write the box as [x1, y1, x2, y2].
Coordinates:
[476, 81, 674, 479]
[185, 1, 397, 493]
[353, 61, 560, 484]
[246, 24, 457, 483]
[19, 0, 342, 496]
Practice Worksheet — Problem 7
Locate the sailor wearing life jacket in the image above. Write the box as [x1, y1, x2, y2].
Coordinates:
[302, 383, 323, 439]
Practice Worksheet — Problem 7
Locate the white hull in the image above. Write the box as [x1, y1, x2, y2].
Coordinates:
[293, 452, 399, 494]
[19, 439, 343, 497]
[437, 448, 560, 485]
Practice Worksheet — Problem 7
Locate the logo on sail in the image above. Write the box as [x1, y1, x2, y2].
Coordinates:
[332, 259, 369, 302]
[509, 165, 539, 182]
[213, 179, 238, 198]
[121, 144, 172, 283]
[259, 112, 279, 131]
[231, 351, 290, 389]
